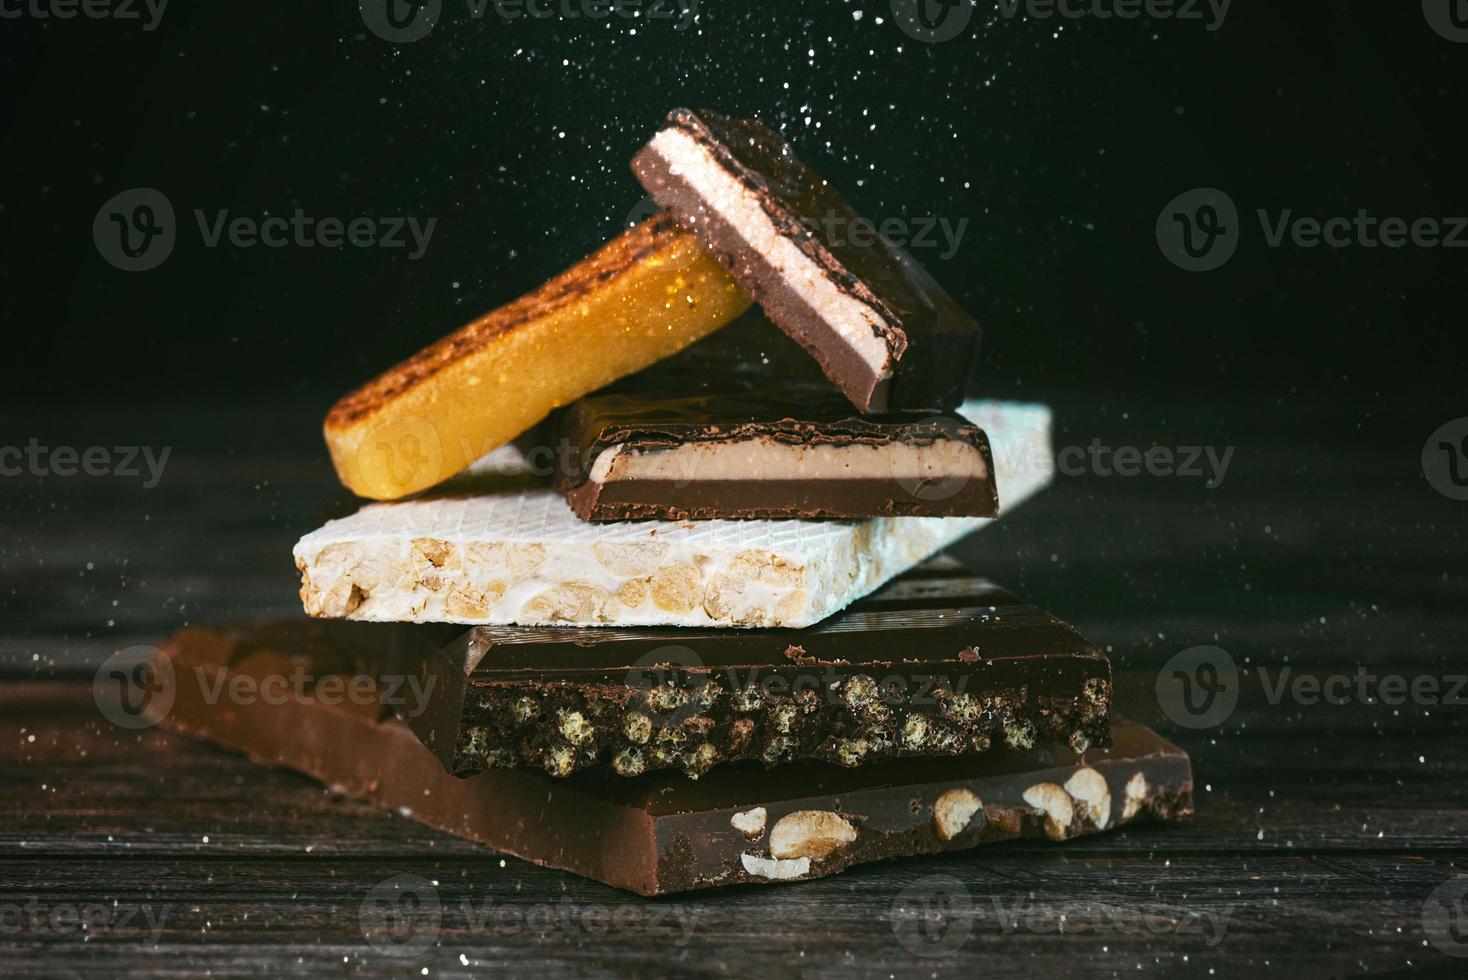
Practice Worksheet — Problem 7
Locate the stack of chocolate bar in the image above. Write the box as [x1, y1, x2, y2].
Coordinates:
[156, 109, 1192, 895]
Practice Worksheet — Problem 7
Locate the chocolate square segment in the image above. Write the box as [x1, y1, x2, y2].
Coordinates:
[553, 382, 1000, 521]
[399, 564, 1113, 780]
[633, 108, 981, 413]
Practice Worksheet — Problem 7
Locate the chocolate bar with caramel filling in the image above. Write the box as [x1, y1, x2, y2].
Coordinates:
[551, 313, 999, 521]
[554, 382, 999, 521]
[152, 620, 1192, 896]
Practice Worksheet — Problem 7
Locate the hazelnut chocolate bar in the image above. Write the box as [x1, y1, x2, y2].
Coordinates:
[323, 213, 751, 501]
[153, 621, 1192, 896]
[398, 564, 1111, 779]
[633, 108, 981, 413]
[294, 400, 1054, 628]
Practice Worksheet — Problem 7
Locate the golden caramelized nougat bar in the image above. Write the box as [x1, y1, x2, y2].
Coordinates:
[324, 213, 752, 500]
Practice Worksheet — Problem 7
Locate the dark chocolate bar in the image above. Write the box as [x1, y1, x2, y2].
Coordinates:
[153, 621, 1192, 896]
[399, 566, 1111, 779]
[553, 382, 1000, 521]
[633, 108, 981, 413]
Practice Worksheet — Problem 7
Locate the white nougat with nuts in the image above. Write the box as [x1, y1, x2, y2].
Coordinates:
[293, 401, 1054, 629]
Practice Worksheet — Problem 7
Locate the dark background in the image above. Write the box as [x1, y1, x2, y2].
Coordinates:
[1, 0, 1462, 407]
[1, 1, 1464, 672]
[4, 7, 1468, 976]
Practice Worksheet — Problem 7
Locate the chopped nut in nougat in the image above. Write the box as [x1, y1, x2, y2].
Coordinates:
[649, 564, 702, 613]
[295, 403, 1055, 628]
[521, 582, 613, 624]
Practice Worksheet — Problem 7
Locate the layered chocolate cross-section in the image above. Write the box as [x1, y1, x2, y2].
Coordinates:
[397, 564, 1111, 779]
[554, 383, 999, 521]
[154, 620, 1190, 896]
[633, 108, 981, 413]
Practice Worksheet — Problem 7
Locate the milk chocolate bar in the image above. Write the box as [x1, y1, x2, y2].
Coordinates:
[294, 400, 1055, 629]
[633, 108, 980, 413]
[554, 384, 999, 521]
[324, 213, 750, 501]
[402, 566, 1110, 779]
[153, 622, 1192, 896]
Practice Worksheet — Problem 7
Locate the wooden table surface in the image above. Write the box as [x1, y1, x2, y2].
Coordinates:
[2, 396, 1466, 978]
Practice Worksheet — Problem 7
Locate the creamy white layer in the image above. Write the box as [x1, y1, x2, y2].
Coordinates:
[588, 437, 988, 485]
[648, 127, 893, 382]
[293, 401, 1053, 629]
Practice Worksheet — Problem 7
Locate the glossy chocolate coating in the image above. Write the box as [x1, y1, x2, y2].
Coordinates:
[394, 565, 1111, 779]
[633, 109, 981, 413]
[154, 621, 1191, 896]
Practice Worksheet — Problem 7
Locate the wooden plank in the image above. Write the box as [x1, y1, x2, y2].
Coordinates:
[0, 851, 1461, 978]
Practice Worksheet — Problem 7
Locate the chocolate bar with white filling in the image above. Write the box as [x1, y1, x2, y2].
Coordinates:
[554, 382, 999, 521]
[633, 108, 981, 413]
[292, 400, 1055, 629]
